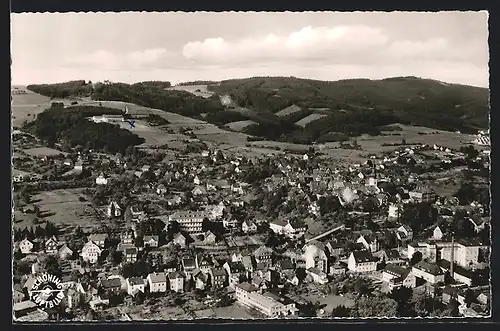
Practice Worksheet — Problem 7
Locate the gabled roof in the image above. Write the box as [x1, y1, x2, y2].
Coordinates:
[383, 264, 408, 278]
[351, 250, 378, 263]
[413, 261, 443, 276]
[211, 268, 227, 277]
[236, 282, 258, 293]
[168, 271, 184, 280]
[101, 278, 121, 288]
[148, 272, 167, 283]
[127, 277, 144, 286]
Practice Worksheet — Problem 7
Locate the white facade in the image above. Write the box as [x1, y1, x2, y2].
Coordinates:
[168, 211, 206, 235]
[81, 241, 102, 264]
[347, 252, 377, 273]
[147, 273, 167, 293]
[19, 239, 34, 254]
[96, 175, 108, 185]
[235, 284, 296, 318]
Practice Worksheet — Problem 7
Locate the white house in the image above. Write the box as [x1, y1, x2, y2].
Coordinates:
[106, 201, 122, 218]
[80, 241, 102, 264]
[412, 261, 445, 284]
[382, 264, 416, 290]
[396, 225, 413, 242]
[126, 277, 145, 296]
[167, 272, 184, 293]
[303, 243, 328, 274]
[347, 251, 378, 273]
[95, 173, 108, 185]
[356, 234, 379, 253]
[58, 244, 74, 260]
[269, 219, 306, 239]
[18, 238, 34, 254]
[147, 272, 167, 293]
[306, 267, 328, 284]
[242, 220, 257, 234]
[433, 226, 444, 240]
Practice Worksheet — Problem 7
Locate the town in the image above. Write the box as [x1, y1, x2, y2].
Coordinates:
[12, 123, 491, 321]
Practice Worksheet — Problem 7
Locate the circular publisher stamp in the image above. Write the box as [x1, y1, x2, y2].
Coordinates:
[30, 274, 65, 308]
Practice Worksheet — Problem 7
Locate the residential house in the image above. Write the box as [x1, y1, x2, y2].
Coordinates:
[269, 219, 307, 239]
[13, 286, 24, 304]
[147, 272, 167, 293]
[251, 275, 268, 291]
[182, 255, 199, 278]
[88, 233, 108, 248]
[167, 210, 207, 235]
[74, 161, 83, 171]
[44, 236, 59, 254]
[412, 261, 445, 284]
[375, 249, 405, 266]
[120, 230, 134, 245]
[433, 226, 444, 240]
[168, 272, 185, 293]
[198, 256, 213, 274]
[303, 243, 328, 274]
[156, 184, 167, 195]
[409, 186, 436, 203]
[192, 185, 207, 197]
[210, 268, 227, 288]
[58, 244, 74, 260]
[126, 277, 145, 296]
[356, 234, 379, 253]
[241, 220, 258, 234]
[64, 287, 81, 310]
[388, 204, 401, 221]
[100, 278, 122, 295]
[347, 251, 378, 273]
[198, 231, 214, 245]
[223, 261, 246, 286]
[306, 267, 328, 284]
[106, 201, 122, 218]
[124, 247, 138, 264]
[382, 264, 416, 290]
[172, 233, 187, 248]
[81, 241, 102, 264]
[193, 270, 208, 290]
[95, 173, 109, 185]
[396, 225, 413, 242]
[253, 246, 273, 266]
[129, 206, 147, 222]
[19, 238, 34, 254]
[325, 241, 345, 257]
[143, 235, 159, 248]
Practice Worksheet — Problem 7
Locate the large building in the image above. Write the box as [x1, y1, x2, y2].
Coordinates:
[235, 282, 297, 317]
[408, 239, 486, 268]
[167, 211, 208, 235]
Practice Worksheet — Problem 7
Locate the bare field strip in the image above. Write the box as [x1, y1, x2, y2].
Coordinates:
[276, 104, 302, 117]
[226, 120, 257, 131]
[295, 113, 328, 127]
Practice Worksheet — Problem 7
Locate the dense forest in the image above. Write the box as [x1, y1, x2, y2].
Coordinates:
[27, 76, 489, 145]
[24, 105, 144, 153]
[209, 76, 489, 133]
[27, 80, 93, 98]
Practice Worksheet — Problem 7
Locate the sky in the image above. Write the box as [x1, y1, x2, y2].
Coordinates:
[11, 11, 489, 87]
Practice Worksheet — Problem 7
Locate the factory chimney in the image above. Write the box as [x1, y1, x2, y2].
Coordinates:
[450, 236, 455, 279]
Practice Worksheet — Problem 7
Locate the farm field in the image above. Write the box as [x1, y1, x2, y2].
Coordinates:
[276, 104, 302, 117]
[295, 113, 328, 127]
[225, 120, 257, 131]
[15, 188, 98, 230]
[23, 147, 66, 157]
[11, 88, 51, 128]
[116, 120, 192, 146]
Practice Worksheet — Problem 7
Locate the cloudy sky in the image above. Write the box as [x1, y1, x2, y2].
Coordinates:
[11, 11, 489, 87]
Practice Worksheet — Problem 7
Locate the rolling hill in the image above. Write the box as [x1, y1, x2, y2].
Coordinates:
[25, 76, 489, 145]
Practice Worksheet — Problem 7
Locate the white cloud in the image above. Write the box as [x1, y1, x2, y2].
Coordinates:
[182, 25, 389, 64]
[65, 48, 174, 70]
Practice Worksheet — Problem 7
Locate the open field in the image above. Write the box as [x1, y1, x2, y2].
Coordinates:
[14, 188, 98, 230]
[212, 303, 258, 319]
[23, 147, 66, 157]
[115, 120, 192, 146]
[11, 88, 51, 128]
[276, 104, 302, 117]
[295, 113, 328, 127]
[303, 294, 355, 313]
[167, 84, 214, 98]
[226, 120, 257, 131]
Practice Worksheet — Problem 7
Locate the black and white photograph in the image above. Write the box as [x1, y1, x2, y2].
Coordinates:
[11, 11, 491, 321]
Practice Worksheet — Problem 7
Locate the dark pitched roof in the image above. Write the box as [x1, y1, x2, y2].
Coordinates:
[128, 277, 144, 286]
[352, 250, 378, 263]
[414, 261, 443, 276]
[384, 264, 408, 278]
[236, 282, 258, 292]
[101, 278, 121, 288]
